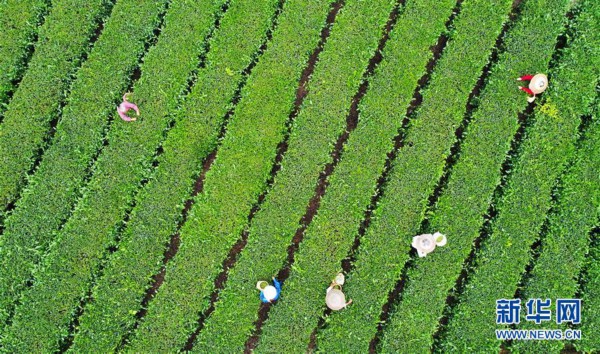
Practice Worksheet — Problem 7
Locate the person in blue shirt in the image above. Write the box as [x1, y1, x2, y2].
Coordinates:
[256, 278, 281, 303]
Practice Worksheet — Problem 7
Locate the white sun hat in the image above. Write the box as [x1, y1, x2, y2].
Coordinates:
[412, 233, 436, 257]
[262, 285, 278, 301]
[529, 73, 548, 94]
[326, 285, 348, 311]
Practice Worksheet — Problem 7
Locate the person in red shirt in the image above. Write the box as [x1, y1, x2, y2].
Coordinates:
[517, 73, 548, 102]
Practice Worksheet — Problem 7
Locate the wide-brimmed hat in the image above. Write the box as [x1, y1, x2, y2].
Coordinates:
[529, 73, 548, 94]
[326, 286, 347, 311]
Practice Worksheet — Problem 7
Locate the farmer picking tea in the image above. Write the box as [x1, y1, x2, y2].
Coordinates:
[412, 232, 447, 257]
[257, 278, 281, 303]
[517, 73, 548, 102]
[325, 273, 352, 311]
[117, 92, 140, 121]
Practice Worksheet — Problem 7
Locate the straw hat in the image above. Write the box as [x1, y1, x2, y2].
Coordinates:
[326, 285, 348, 311]
[412, 232, 447, 257]
[529, 73, 548, 94]
[412, 233, 436, 257]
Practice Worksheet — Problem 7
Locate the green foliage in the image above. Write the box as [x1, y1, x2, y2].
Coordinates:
[1, 0, 226, 351]
[252, 0, 481, 351]
[0, 0, 112, 211]
[125, 0, 339, 351]
[0, 0, 49, 105]
[69, 0, 283, 351]
[514, 116, 600, 354]
[0, 0, 168, 335]
[378, 0, 579, 350]
[195, 0, 414, 350]
[0, 0, 598, 351]
[512, 7, 599, 354]
[437, 1, 598, 351]
[307, 0, 516, 352]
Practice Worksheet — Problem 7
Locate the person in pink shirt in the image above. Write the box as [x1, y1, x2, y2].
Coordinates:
[117, 93, 140, 121]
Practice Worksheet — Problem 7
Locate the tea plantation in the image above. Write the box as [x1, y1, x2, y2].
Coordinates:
[0, 0, 598, 352]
